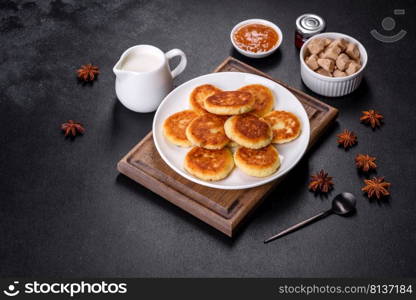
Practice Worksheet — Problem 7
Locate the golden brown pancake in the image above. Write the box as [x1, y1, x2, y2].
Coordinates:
[204, 91, 254, 115]
[163, 110, 199, 147]
[234, 145, 280, 177]
[184, 147, 234, 181]
[238, 84, 274, 116]
[186, 114, 230, 149]
[262, 111, 302, 144]
[189, 84, 222, 114]
[224, 113, 272, 149]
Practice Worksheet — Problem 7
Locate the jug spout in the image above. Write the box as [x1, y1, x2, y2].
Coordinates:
[113, 62, 135, 81]
[113, 57, 125, 77]
[113, 53, 142, 79]
[113, 48, 134, 78]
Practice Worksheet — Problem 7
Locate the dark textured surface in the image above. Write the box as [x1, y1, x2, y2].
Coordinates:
[1, 0, 415, 277]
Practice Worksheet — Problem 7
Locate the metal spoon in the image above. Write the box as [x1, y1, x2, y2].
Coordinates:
[264, 192, 356, 244]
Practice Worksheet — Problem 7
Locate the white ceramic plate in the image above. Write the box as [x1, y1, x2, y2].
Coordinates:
[153, 72, 310, 190]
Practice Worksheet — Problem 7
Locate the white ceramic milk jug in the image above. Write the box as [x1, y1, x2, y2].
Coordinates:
[113, 45, 187, 112]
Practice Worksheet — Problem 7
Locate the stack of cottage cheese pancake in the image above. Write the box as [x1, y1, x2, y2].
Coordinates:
[163, 84, 302, 181]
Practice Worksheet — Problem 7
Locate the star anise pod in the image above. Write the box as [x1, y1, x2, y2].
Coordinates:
[308, 170, 334, 193]
[76, 64, 99, 81]
[360, 109, 383, 128]
[61, 120, 85, 137]
[336, 129, 357, 149]
[355, 154, 377, 172]
[361, 177, 390, 199]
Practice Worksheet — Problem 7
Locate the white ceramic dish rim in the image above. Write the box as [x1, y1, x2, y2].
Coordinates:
[299, 32, 368, 81]
[230, 18, 283, 56]
[152, 72, 310, 190]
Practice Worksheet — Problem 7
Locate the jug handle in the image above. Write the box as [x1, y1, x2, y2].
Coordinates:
[165, 49, 187, 79]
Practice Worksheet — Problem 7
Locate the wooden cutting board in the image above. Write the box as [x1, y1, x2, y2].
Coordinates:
[117, 57, 338, 237]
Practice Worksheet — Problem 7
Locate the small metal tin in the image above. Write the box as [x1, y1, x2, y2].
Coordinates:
[295, 14, 326, 48]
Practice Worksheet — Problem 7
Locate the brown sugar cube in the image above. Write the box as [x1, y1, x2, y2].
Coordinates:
[317, 58, 335, 72]
[333, 69, 347, 77]
[346, 43, 360, 60]
[345, 61, 361, 75]
[306, 38, 326, 54]
[329, 38, 347, 51]
[323, 38, 332, 46]
[305, 54, 319, 70]
[322, 45, 342, 60]
[336, 53, 351, 71]
[316, 68, 333, 77]
[319, 52, 325, 58]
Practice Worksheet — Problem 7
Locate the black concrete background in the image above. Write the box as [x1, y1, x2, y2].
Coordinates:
[1, 0, 415, 277]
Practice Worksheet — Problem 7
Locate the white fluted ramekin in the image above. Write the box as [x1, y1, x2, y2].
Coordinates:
[300, 32, 368, 97]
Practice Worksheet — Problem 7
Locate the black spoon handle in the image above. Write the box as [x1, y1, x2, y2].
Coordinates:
[264, 209, 333, 244]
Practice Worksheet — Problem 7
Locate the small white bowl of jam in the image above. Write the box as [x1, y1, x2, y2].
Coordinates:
[231, 19, 283, 58]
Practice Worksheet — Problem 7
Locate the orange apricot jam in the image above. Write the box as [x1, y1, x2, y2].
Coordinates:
[233, 23, 279, 53]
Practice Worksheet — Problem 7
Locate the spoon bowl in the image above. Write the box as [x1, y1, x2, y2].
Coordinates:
[332, 192, 356, 215]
